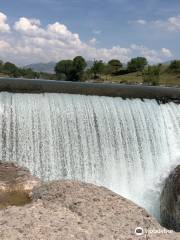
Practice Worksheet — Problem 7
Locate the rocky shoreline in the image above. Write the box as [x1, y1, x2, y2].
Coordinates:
[160, 165, 180, 232]
[0, 162, 179, 240]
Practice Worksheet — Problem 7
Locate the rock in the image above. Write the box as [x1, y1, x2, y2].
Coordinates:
[0, 161, 41, 208]
[0, 161, 41, 192]
[160, 165, 180, 232]
[0, 180, 178, 240]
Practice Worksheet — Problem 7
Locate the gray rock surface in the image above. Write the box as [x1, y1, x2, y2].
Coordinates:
[0, 180, 179, 240]
[160, 165, 180, 232]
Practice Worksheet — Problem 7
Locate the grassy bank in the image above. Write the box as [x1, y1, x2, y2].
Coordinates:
[100, 65, 180, 87]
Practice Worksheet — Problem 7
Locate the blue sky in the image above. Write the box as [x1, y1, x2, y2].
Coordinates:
[0, 0, 179, 65]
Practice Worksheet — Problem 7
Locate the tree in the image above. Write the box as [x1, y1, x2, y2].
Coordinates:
[55, 57, 87, 81]
[103, 64, 112, 81]
[142, 65, 160, 86]
[91, 60, 106, 79]
[73, 56, 87, 72]
[20, 68, 40, 79]
[0, 60, 3, 72]
[72, 56, 87, 81]
[127, 57, 148, 72]
[3, 62, 20, 77]
[108, 59, 123, 75]
[169, 60, 180, 73]
[0, 60, 41, 79]
[55, 60, 74, 81]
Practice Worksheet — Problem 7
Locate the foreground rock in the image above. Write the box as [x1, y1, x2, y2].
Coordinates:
[160, 165, 180, 232]
[0, 161, 41, 208]
[0, 180, 178, 240]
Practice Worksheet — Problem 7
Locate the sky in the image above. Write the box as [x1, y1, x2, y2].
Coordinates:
[0, 0, 180, 65]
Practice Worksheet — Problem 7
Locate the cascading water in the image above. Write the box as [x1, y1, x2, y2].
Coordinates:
[0, 92, 179, 221]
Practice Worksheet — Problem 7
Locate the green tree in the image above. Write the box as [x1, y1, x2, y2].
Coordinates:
[91, 60, 106, 79]
[20, 68, 40, 79]
[72, 56, 87, 81]
[3, 62, 20, 77]
[108, 59, 123, 75]
[142, 65, 160, 86]
[127, 57, 148, 72]
[55, 60, 74, 81]
[55, 57, 87, 81]
[168, 60, 180, 73]
[0, 60, 40, 79]
[103, 64, 112, 81]
[73, 56, 86, 72]
[0, 60, 3, 72]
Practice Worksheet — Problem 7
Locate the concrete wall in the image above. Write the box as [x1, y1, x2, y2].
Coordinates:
[0, 78, 180, 102]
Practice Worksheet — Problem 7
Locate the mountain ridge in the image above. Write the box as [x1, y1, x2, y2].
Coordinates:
[24, 62, 56, 73]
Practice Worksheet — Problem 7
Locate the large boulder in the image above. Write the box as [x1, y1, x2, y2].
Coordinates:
[0, 180, 178, 240]
[0, 161, 41, 208]
[160, 165, 180, 232]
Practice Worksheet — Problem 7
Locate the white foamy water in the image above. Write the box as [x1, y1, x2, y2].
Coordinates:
[0, 92, 179, 220]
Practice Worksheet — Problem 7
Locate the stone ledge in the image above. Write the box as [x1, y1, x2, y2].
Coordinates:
[160, 165, 180, 232]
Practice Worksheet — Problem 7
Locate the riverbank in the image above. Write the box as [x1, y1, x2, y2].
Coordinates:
[0, 162, 179, 240]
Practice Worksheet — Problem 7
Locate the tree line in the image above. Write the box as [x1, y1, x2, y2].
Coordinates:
[0, 60, 56, 80]
[55, 56, 148, 81]
[0, 60, 39, 78]
[55, 57, 180, 85]
[0, 57, 180, 86]
[55, 56, 159, 85]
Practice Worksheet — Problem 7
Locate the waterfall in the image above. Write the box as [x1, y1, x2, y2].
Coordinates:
[0, 92, 180, 220]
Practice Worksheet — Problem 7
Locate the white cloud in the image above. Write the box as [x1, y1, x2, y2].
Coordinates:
[47, 22, 81, 45]
[88, 38, 98, 46]
[0, 40, 10, 49]
[133, 15, 180, 32]
[91, 46, 131, 62]
[135, 19, 147, 25]
[92, 29, 101, 35]
[3, 14, 132, 64]
[130, 44, 173, 63]
[0, 12, 10, 32]
[153, 15, 180, 31]
[14, 17, 44, 35]
[0, 12, 174, 65]
[161, 48, 173, 57]
[129, 19, 147, 26]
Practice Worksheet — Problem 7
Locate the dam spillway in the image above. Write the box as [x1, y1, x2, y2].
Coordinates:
[1, 78, 180, 102]
[0, 92, 180, 220]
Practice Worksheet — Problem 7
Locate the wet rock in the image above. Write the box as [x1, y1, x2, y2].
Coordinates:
[0, 161, 41, 208]
[160, 165, 180, 232]
[0, 180, 178, 240]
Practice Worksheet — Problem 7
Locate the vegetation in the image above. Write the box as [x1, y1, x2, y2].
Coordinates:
[108, 59, 123, 75]
[55, 56, 87, 81]
[168, 60, 180, 73]
[0, 57, 180, 87]
[0, 60, 39, 78]
[91, 60, 106, 79]
[105, 64, 180, 87]
[127, 57, 148, 73]
[142, 65, 160, 86]
[73, 56, 87, 80]
[0, 60, 56, 79]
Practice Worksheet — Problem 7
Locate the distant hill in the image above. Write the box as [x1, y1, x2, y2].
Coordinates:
[24, 62, 56, 73]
